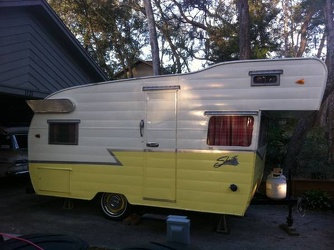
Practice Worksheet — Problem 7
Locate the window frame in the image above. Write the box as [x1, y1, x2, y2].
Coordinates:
[206, 113, 255, 147]
[47, 119, 80, 145]
[249, 70, 283, 86]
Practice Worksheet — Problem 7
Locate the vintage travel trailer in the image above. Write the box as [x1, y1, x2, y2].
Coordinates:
[27, 58, 327, 220]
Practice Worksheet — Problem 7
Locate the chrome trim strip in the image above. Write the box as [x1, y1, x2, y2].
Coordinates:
[144, 148, 177, 153]
[37, 167, 72, 171]
[29, 160, 122, 166]
[142, 85, 180, 91]
[143, 197, 176, 203]
[248, 69, 283, 76]
[176, 148, 257, 153]
[47, 119, 80, 123]
[204, 111, 259, 116]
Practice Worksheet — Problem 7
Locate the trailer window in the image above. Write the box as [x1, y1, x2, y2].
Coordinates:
[249, 70, 283, 86]
[48, 120, 79, 145]
[207, 116, 254, 146]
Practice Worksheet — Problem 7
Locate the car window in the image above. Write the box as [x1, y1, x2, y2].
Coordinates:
[0, 134, 11, 149]
[14, 134, 28, 149]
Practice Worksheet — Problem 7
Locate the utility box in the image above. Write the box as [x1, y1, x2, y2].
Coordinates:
[166, 215, 190, 245]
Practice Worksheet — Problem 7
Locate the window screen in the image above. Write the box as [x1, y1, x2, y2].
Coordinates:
[48, 120, 79, 145]
[207, 116, 254, 146]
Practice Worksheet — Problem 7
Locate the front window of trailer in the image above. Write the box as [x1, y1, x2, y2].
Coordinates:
[207, 116, 254, 146]
[48, 120, 80, 145]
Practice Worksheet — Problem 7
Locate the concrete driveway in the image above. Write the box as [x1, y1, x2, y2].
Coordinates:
[0, 175, 333, 249]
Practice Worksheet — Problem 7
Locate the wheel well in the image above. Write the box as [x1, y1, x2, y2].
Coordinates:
[95, 192, 131, 204]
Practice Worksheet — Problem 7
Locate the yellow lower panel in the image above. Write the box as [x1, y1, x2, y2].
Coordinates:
[143, 152, 176, 201]
[29, 150, 258, 216]
[29, 161, 144, 200]
[38, 168, 71, 193]
[175, 151, 256, 216]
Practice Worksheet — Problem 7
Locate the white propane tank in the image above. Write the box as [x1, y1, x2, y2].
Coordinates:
[266, 168, 287, 200]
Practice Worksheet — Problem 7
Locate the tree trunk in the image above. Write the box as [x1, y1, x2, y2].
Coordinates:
[316, 32, 326, 59]
[283, 0, 290, 57]
[237, 0, 251, 60]
[143, 0, 161, 75]
[324, 0, 334, 86]
[296, 11, 314, 57]
[284, 112, 317, 176]
[324, 0, 334, 165]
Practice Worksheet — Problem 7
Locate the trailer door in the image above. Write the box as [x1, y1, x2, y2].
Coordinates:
[142, 86, 179, 202]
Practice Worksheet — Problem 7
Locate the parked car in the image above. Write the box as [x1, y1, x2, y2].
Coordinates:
[0, 127, 28, 177]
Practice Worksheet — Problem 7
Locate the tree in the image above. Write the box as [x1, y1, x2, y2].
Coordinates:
[324, 0, 334, 90]
[49, 0, 281, 74]
[237, 0, 250, 59]
[249, 0, 280, 59]
[49, 0, 146, 79]
[49, 0, 328, 79]
[143, 0, 161, 75]
[278, 0, 326, 58]
[284, 0, 333, 175]
[165, 1, 279, 64]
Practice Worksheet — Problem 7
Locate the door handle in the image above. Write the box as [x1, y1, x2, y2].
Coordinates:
[139, 120, 144, 137]
[146, 142, 159, 147]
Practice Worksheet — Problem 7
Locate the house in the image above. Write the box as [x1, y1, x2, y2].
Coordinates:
[114, 60, 153, 79]
[0, 0, 108, 125]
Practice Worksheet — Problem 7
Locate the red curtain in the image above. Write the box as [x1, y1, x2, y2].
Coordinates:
[207, 116, 254, 146]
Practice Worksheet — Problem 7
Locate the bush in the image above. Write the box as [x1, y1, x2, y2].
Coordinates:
[265, 121, 334, 179]
[302, 190, 332, 211]
[265, 120, 289, 167]
[296, 127, 334, 179]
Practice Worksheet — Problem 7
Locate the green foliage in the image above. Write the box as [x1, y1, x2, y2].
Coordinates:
[265, 121, 333, 179]
[249, 0, 280, 59]
[206, 25, 239, 63]
[48, 0, 329, 76]
[296, 127, 333, 179]
[265, 120, 290, 167]
[302, 190, 332, 211]
[293, 0, 326, 56]
[49, 0, 146, 79]
[206, 1, 280, 62]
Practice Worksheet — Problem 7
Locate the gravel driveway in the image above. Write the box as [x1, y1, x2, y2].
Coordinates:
[0, 175, 333, 250]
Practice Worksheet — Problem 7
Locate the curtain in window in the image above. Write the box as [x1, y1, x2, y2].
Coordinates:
[207, 116, 254, 146]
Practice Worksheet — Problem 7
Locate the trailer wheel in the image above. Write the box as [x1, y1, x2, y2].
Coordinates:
[100, 193, 129, 220]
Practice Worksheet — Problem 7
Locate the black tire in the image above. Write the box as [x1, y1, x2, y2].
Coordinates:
[100, 193, 130, 220]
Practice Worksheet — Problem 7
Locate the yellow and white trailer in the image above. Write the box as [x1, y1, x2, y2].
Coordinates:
[27, 58, 327, 219]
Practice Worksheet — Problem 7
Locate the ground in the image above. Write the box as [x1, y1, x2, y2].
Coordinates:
[0, 175, 333, 249]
